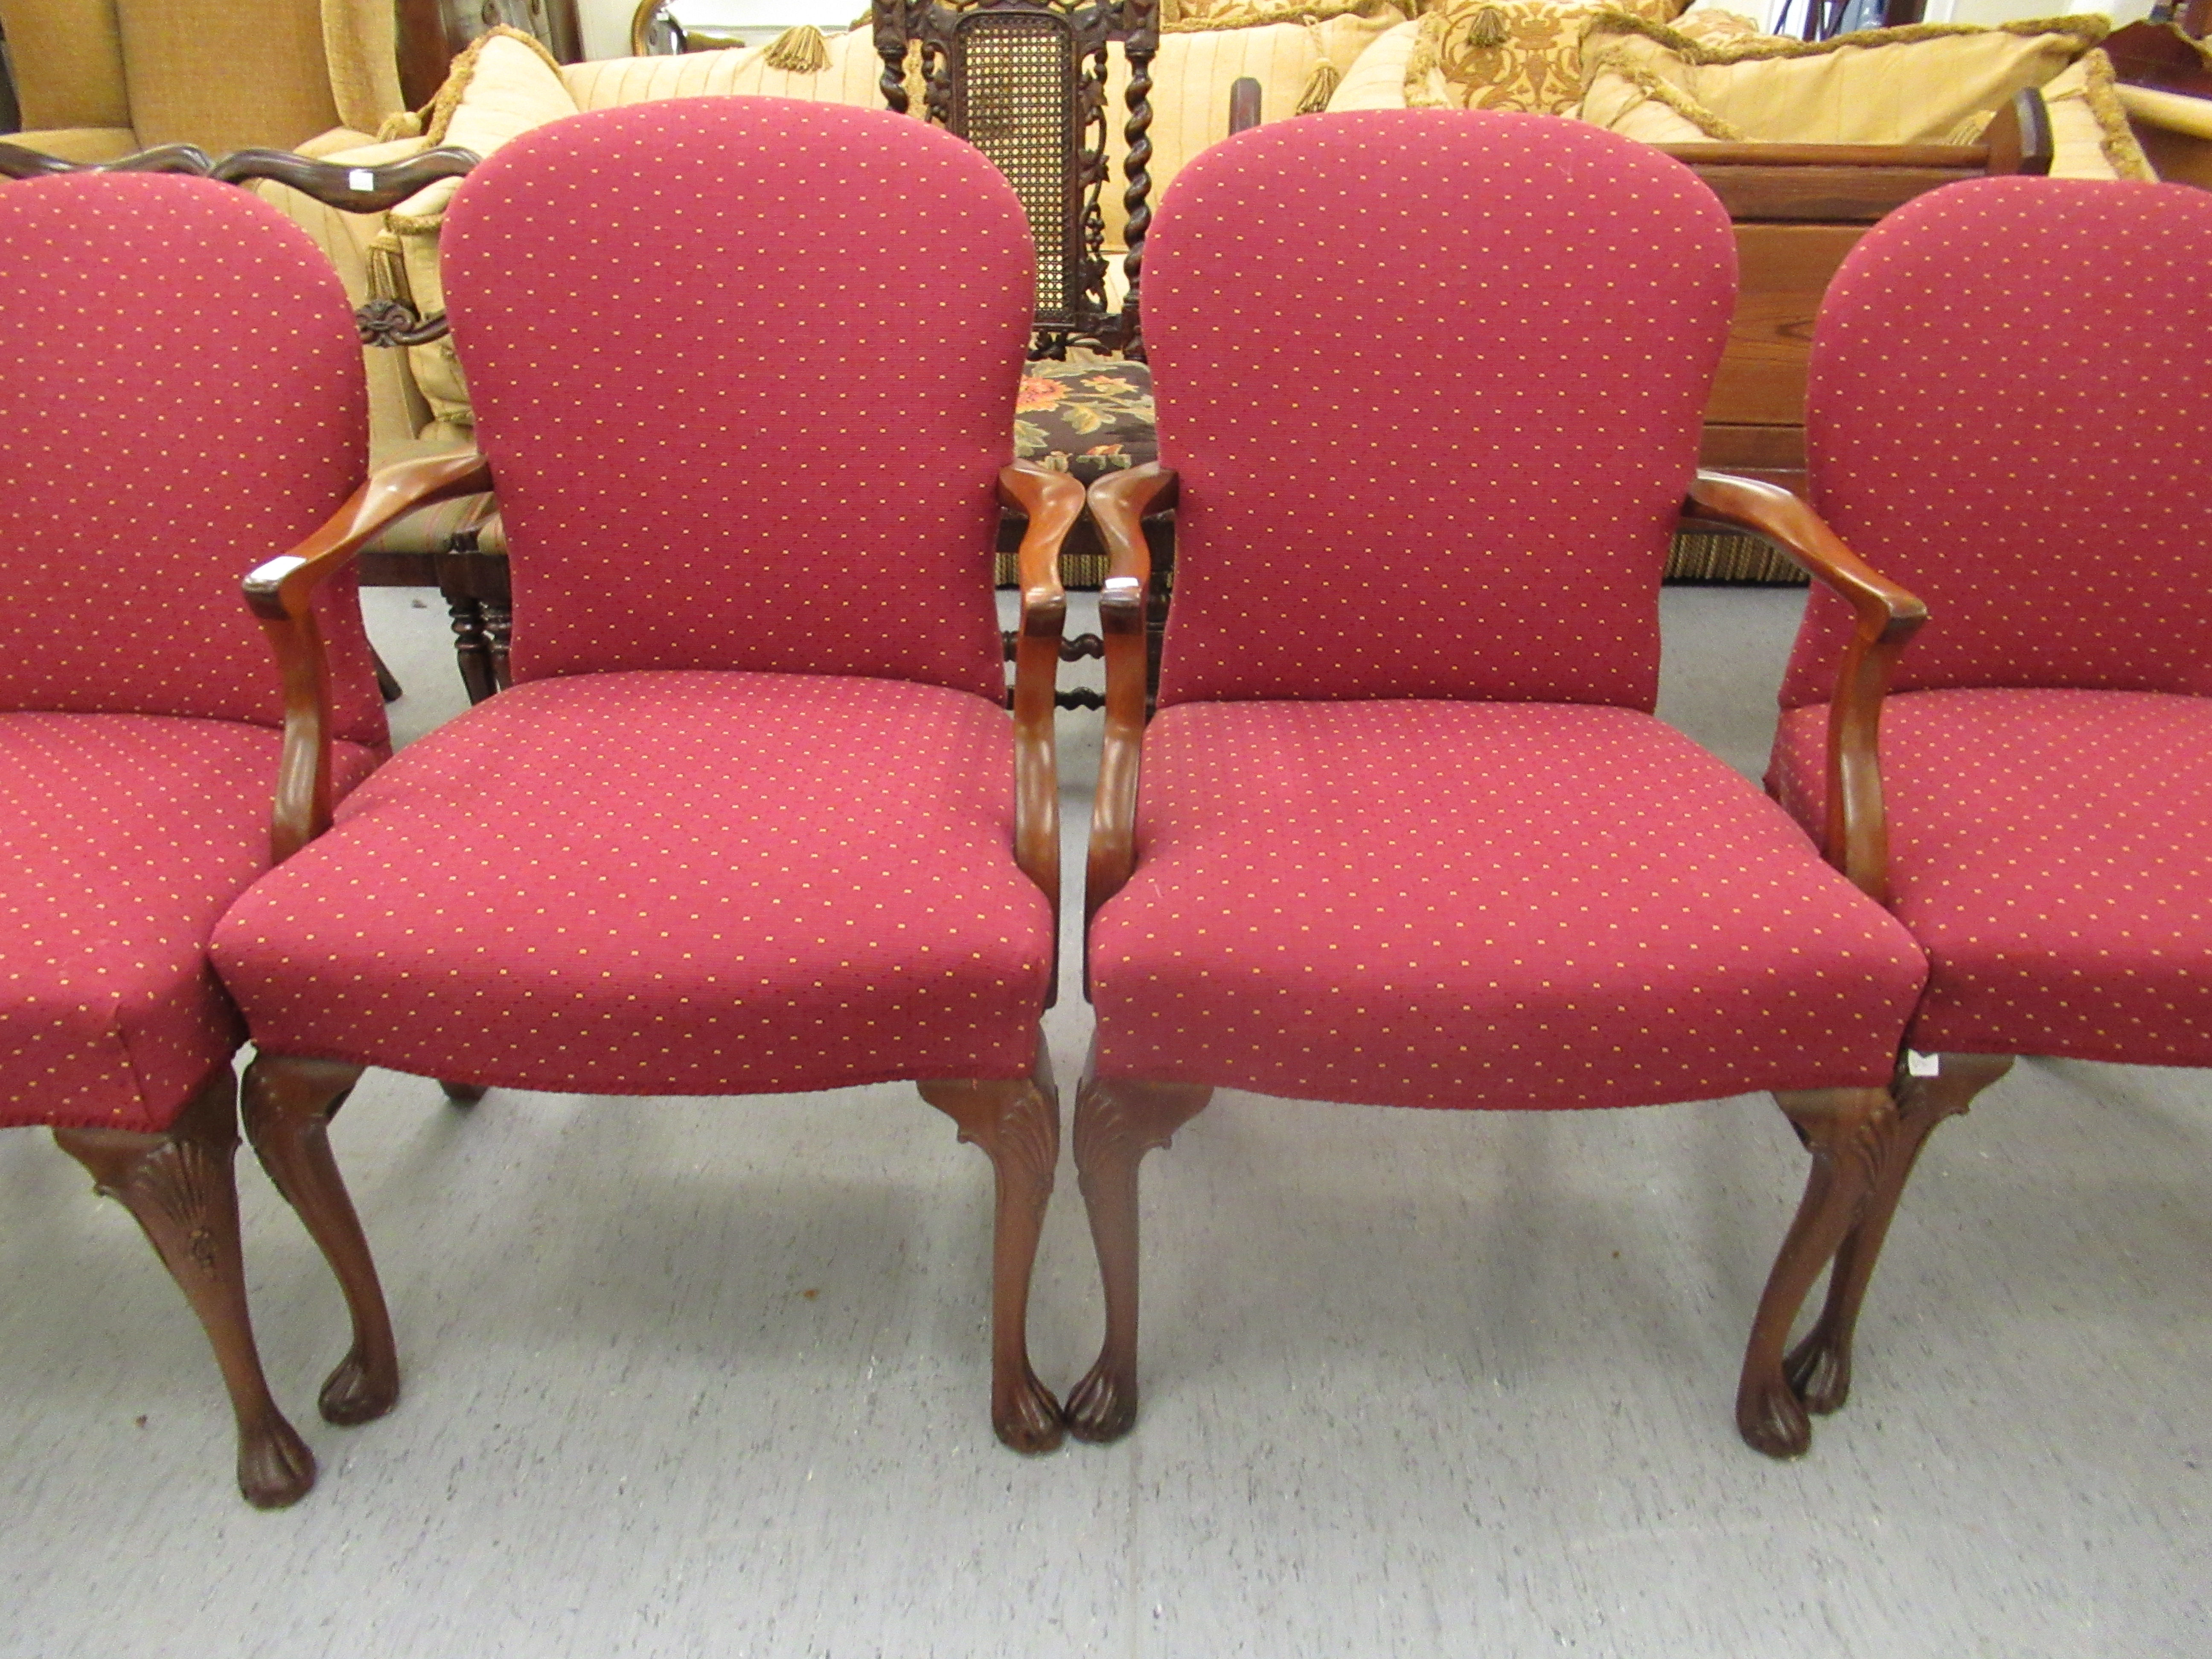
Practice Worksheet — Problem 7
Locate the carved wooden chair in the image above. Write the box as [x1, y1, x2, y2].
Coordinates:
[0, 167, 430, 1505]
[1758, 175, 2212, 1421]
[876, 0, 1154, 357]
[206, 98, 1081, 1453]
[1074, 111, 1931, 1457]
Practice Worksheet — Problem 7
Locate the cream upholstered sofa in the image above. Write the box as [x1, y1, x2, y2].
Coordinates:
[0, 0, 403, 162]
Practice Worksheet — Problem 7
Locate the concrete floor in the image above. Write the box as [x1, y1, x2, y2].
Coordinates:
[1, 586, 2205, 1657]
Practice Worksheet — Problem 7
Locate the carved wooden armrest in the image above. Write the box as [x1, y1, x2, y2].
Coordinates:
[0, 141, 219, 180]
[1681, 471, 1926, 904]
[997, 464, 1083, 941]
[1083, 463, 1178, 948]
[0, 143, 480, 346]
[244, 451, 494, 863]
[206, 146, 480, 210]
[210, 148, 481, 346]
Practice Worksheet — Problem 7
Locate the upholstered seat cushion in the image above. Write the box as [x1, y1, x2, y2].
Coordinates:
[1769, 687, 2212, 1064]
[1, 713, 380, 1134]
[1090, 699, 1924, 1109]
[212, 670, 1054, 1095]
[1014, 358, 1156, 485]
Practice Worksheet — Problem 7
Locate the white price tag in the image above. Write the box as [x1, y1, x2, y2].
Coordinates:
[1905, 1050, 1941, 1077]
[348, 169, 374, 192]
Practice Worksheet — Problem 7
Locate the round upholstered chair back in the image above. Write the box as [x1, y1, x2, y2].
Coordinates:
[0, 172, 385, 744]
[1140, 108, 1737, 711]
[1781, 176, 2212, 708]
[439, 97, 1036, 699]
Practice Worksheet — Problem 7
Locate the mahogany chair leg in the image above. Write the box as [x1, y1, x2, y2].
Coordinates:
[439, 1080, 487, 1104]
[484, 597, 513, 693]
[1737, 1084, 1896, 1459]
[371, 644, 403, 704]
[917, 1041, 1065, 1454]
[239, 1054, 399, 1428]
[51, 1064, 317, 1509]
[445, 594, 496, 705]
[1785, 1053, 2015, 1414]
[1062, 1066, 1213, 1444]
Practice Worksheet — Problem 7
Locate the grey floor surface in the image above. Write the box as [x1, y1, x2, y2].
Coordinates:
[2, 587, 2205, 1658]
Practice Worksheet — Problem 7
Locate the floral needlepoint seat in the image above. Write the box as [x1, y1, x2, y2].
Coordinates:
[1013, 356, 1158, 486]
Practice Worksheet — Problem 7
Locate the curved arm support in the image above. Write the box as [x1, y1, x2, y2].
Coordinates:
[0, 141, 217, 179]
[245, 451, 494, 864]
[998, 465, 1082, 941]
[1083, 463, 1178, 955]
[208, 147, 480, 210]
[1682, 470, 1927, 904]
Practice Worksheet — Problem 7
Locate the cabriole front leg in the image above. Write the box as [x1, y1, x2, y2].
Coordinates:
[52, 1064, 317, 1508]
[1737, 1084, 1895, 1459]
[1785, 1052, 2014, 1414]
[1064, 1068, 1212, 1444]
[918, 1042, 1065, 1453]
[240, 1054, 399, 1427]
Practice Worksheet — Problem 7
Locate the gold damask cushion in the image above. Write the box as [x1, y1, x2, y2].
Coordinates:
[1578, 14, 2109, 145]
[1404, 0, 1685, 115]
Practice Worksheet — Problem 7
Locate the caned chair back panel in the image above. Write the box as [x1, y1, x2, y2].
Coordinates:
[0, 173, 387, 745]
[945, 5, 1086, 330]
[439, 98, 1031, 698]
[1144, 111, 1736, 711]
[1780, 177, 2212, 708]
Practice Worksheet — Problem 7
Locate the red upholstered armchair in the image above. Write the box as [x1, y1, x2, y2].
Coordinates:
[1072, 110, 1932, 1458]
[209, 99, 1082, 1453]
[0, 172, 411, 1506]
[1763, 176, 2212, 1417]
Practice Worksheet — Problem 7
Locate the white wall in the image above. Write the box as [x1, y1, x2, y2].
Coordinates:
[1924, 0, 2154, 21]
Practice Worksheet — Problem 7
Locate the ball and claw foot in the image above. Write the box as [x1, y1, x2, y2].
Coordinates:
[318, 1345, 401, 1427]
[238, 1411, 317, 1509]
[1785, 1327, 1852, 1417]
[996, 1369, 1065, 1455]
[1738, 1372, 1813, 1460]
[1063, 1361, 1137, 1445]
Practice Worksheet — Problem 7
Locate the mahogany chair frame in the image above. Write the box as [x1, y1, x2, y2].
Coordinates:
[1071, 461, 1928, 1457]
[238, 448, 1081, 1452]
[0, 148, 477, 1505]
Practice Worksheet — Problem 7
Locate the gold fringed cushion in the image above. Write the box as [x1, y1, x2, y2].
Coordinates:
[1405, 0, 1685, 116]
[1578, 14, 2109, 146]
[2042, 50, 2157, 180]
[760, 23, 830, 73]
